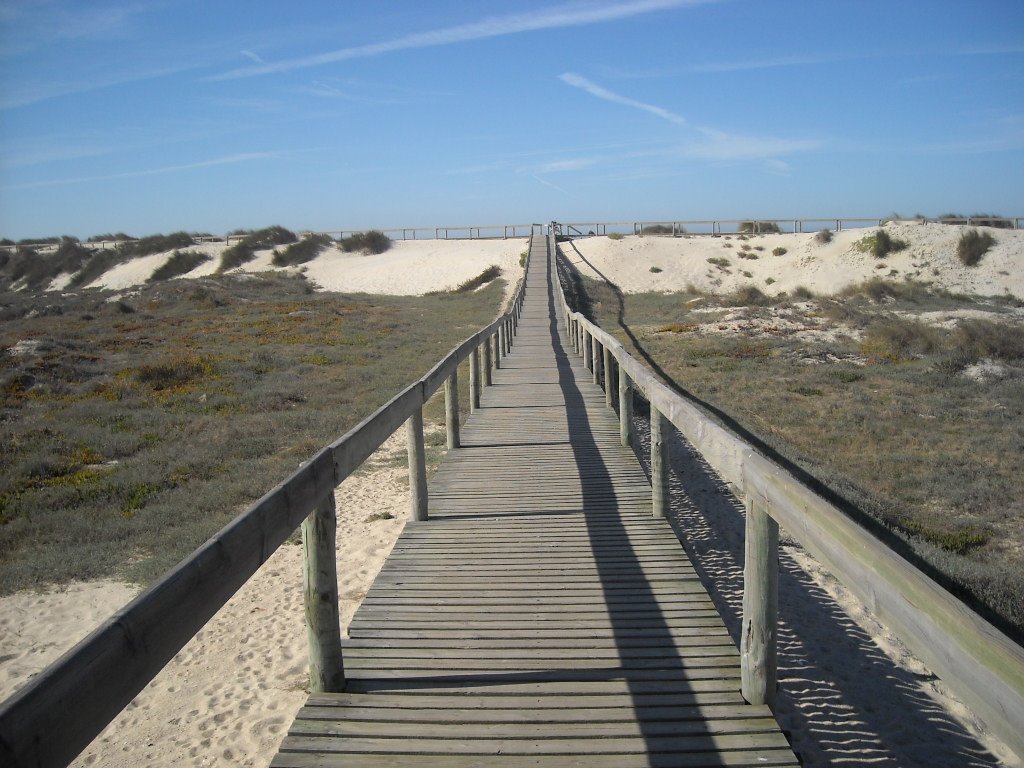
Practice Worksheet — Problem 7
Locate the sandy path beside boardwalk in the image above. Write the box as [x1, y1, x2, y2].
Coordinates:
[0, 430, 415, 767]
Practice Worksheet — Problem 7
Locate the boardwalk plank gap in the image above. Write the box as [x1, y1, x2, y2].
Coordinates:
[274, 237, 799, 766]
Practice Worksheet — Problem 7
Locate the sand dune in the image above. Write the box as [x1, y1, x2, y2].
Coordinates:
[563, 221, 1024, 299]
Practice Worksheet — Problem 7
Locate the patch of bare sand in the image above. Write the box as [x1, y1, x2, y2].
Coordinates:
[565, 222, 1024, 299]
[0, 429, 417, 767]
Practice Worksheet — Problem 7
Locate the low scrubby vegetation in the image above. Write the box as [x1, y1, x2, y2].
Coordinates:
[272, 233, 334, 266]
[739, 221, 781, 234]
[858, 229, 909, 258]
[607, 232, 624, 240]
[639, 224, 684, 235]
[148, 250, 211, 282]
[219, 226, 297, 272]
[815, 229, 833, 244]
[566, 266, 1024, 638]
[957, 229, 996, 267]
[453, 265, 501, 293]
[0, 272, 505, 592]
[938, 213, 1013, 229]
[339, 230, 391, 255]
[117, 232, 194, 258]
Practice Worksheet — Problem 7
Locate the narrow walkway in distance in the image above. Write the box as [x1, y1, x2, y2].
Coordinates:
[272, 237, 799, 767]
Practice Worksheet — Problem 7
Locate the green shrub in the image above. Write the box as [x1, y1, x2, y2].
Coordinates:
[133, 355, 215, 390]
[219, 226, 297, 272]
[68, 250, 127, 288]
[956, 229, 995, 267]
[639, 224, 684, 235]
[814, 229, 833, 244]
[739, 221, 781, 234]
[454, 265, 501, 293]
[339, 230, 391, 254]
[952, 319, 1024, 362]
[791, 285, 814, 299]
[519, 251, 528, 267]
[88, 232, 134, 243]
[707, 257, 730, 267]
[858, 230, 908, 258]
[117, 232, 194, 258]
[607, 232, 624, 240]
[649, 266, 663, 273]
[149, 250, 212, 282]
[939, 213, 1013, 229]
[772, 247, 787, 256]
[273, 234, 333, 266]
[860, 318, 942, 361]
[729, 285, 770, 306]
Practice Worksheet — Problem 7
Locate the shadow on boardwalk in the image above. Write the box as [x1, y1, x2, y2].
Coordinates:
[630, 414, 1008, 767]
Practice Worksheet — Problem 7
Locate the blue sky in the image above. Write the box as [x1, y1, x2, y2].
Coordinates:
[1, 0, 1022, 240]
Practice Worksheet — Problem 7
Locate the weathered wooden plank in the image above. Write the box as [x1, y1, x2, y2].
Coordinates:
[270, 230, 799, 768]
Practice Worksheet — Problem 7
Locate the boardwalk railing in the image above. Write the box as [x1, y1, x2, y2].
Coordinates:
[550, 225, 1024, 759]
[0, 246, 532, 767]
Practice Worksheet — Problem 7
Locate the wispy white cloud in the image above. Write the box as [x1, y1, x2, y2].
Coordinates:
[240, 49, 265, 64]
[685, 54, 845, 74]
[537, 158, 597, 173]
[207, 0, 713, 81]
[4, 151, 289, 191]
[532, 175, 567, 194]
[0, 63, 197, 109]
[685, 127, 822, 160]
[558, 73, 687, 125]
[1, 1, 152, 57]
[558, 73, 824, 163]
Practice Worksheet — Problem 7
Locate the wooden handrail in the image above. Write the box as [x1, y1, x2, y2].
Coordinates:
[0, 239, 533, 768]
[548, 226, 1024, 760]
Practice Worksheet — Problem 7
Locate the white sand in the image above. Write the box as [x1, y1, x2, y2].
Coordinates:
[80, 238, 529, 301]
[0, 430, 415, 767]
[563, 222, 1024, 299]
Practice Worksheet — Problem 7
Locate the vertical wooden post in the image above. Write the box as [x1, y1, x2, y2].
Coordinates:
[445, 370, 460, 449]
[619, 369, 633, 448]
[603, 347, 614, 408]
[741, 495, 779, 708]
[651, 407, 669, 518]
[470, 347, 481, 411]
[583, 329, 592, 369]
[592, 336, 601, 386]
[493, 331, 501, 370]
[482, 336, 492, 385]
[407, 407, 428, 522]
[302, 493, 345, 693]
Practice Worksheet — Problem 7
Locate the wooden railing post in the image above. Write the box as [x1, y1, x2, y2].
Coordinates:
[619, 369, 633, 448]
[470, 346, 481, 411]
[493, 332, 501, 370]
[407, 406, 428, 521]
[592, 335, 602, 386]
[445, 370, 460, 449]
[302, 492, 345, 693]
[651, 406, 669, 518]
[583, 329, 592, 370]
[482, 336, 492, 385]
[603, 347, 614, 408]
[741, 494, 779, 708]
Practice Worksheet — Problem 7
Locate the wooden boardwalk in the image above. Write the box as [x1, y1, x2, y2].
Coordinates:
[272, 239, 799, 766]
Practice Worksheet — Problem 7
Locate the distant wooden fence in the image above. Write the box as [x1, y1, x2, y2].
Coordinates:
[560, 216, 1023, 237]
[551, 224, 1024, 760]
[6, 215, 1021, 254]
[0, 247, 531, 767]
